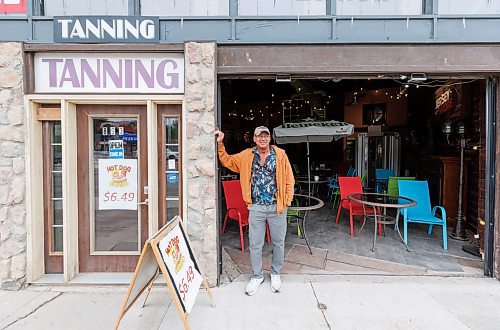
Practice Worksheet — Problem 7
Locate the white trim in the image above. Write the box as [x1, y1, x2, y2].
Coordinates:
[148, 101, 159, 236]
[26, 94, 184, 103]
[25, 99, 45, 282]
[62, 100, 79, 282]
[181, 100, 188, 229]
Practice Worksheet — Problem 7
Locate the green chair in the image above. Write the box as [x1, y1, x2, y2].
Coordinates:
[387, 176, 416, 196]
[387, 176, 416, 232]
[361, 172, 367, 186]
[287, 199, 302, 237]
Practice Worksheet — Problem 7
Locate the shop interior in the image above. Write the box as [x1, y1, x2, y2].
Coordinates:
[218, 76, 485, 277]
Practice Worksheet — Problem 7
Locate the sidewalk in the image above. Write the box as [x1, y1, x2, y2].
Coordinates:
[1, 275, 500, 330]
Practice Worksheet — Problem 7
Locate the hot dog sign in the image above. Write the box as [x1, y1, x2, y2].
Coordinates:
[98, 159, 138, 210]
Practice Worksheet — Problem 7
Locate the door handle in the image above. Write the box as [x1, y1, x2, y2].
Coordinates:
[137, 199, 149, 206]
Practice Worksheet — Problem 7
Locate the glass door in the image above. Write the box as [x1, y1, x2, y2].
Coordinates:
[77, 105, 148, 272]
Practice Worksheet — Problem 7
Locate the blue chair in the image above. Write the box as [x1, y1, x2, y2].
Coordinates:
[328, 166, 356, 209]
[398, 180, 448, 250]
[375, 168, 395, 193]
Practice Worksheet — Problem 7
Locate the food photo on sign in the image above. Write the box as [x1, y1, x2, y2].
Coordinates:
[98, 159, 138, 210]
[157, 225, 203, 314]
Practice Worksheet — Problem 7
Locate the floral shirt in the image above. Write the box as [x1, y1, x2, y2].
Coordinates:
[251, 147, 277, 205]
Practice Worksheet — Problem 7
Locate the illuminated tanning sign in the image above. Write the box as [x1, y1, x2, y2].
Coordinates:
[54, 16, 159, 43]
[34, 53, 184, 94]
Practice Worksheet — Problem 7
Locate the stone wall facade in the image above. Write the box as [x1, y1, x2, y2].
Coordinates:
[0, 42, 26, 290]
[184, 42, 218, 286]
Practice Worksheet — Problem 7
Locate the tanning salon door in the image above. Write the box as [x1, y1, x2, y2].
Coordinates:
[77, 105, 149, 272]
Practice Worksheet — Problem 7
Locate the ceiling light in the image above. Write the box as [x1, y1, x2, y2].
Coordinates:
[409, 73, 427, 82]
[275, 74, 291, 82]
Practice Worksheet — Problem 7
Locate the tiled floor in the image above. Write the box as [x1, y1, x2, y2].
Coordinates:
[222, 204, 484, 277]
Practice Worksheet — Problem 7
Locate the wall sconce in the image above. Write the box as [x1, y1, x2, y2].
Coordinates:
[442, 121, 452, 135]
[457, 121, 466, 135]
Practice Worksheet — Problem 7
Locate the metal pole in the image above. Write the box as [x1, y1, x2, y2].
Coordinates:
[450, 137, 467, 241]
[307, 139, 311, 197]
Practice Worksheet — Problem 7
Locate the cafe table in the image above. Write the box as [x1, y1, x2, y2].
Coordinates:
[288, 194, 324, 254]
[347, 193, 417, 252]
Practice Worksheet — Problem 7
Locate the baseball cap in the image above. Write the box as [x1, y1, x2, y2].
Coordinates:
[254, 126, 270, 136]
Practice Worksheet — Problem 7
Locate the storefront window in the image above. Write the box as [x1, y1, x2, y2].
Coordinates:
[165, 117, 180, 224]
[51, 123, 63, 252]
[92, 117, 139, 252]
[43, 122, 63, 253]
[43, 0, 128, 16]
[238, 0, 326, 16]
[335, 0, 422, 15]
[141, 0, 228, 16]
[438, 0, 500, 14]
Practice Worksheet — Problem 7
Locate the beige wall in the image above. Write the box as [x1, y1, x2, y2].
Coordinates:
[184, 42, 218, 286]
[343, 88, 407, 128]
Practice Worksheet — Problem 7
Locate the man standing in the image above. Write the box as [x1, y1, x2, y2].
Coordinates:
[216, 126, 295, 295]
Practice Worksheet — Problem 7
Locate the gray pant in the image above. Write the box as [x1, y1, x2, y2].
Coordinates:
[248, 204, 287, 279]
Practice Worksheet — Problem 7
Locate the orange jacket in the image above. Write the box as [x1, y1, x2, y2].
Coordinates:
[218, 144, 295, 214]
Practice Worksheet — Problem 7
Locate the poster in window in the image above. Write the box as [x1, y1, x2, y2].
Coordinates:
[363, 103, 387, 125]
[98, 159, 138, 210]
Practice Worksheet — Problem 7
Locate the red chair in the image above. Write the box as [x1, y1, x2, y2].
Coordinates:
[335, 177, 381, 237]
[222, 180, 270, 251]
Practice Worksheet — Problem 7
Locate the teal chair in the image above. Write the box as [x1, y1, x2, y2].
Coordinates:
[398, 180, 448, 250]
[375, 168, 395, 193]
[387, 176, 415, 196]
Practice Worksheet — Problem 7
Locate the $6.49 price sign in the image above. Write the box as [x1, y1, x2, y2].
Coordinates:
[178, 265, 196, 302]
[98, 159, 138, 210]
[103, 192, 135, 203]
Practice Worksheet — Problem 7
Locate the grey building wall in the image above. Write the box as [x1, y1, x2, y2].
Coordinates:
[0, 42, 26, 290]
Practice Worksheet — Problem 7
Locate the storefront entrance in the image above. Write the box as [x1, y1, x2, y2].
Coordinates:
[51, 103, 182, 274]
[218, 77, 488, 277]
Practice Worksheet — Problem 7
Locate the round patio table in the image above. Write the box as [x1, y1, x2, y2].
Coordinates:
[347, 193, 416, 252]
[288, 194, 324, 254]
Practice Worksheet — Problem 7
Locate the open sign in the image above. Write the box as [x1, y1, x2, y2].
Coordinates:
[109, 140, 124, 159]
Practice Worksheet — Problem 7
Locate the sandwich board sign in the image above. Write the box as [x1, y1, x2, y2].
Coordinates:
[115, 216, 215, 330]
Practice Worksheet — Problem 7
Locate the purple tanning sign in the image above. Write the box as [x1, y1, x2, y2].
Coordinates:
[34, 53, 184, 94]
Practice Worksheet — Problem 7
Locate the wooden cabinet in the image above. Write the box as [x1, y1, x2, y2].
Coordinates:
[419, 156, 468, 227]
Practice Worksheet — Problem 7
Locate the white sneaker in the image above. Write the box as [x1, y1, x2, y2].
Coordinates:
[271, 274, 281, 293]
[245, 277, 264, 296]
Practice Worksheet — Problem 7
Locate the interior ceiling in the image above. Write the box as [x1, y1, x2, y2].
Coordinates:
[221, 78, 407, 103]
